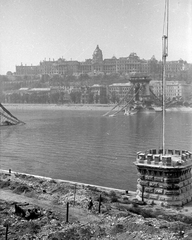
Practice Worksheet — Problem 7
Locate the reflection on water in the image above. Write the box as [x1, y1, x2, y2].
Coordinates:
[0, 109, 192, 191]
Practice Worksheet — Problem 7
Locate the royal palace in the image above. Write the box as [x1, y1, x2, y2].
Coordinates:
[15, 45, 189, 80]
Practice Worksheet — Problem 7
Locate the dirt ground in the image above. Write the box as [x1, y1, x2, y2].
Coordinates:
[1, 170, 192, 239]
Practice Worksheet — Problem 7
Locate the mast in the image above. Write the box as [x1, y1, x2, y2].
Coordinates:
[135, 0, 192, 209]
[162, 0, 169, 155]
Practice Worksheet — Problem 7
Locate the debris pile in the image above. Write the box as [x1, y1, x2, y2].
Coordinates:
[1, 171, 192, 239]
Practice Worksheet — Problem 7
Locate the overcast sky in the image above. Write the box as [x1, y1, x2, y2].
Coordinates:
[0, 0, 191, 74]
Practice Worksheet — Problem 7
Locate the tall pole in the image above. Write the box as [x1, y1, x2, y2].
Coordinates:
[162, 35, 167, 155]
[162, 0, 169, 155]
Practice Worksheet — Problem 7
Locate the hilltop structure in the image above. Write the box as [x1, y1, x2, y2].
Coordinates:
[15, 46, 189, 80]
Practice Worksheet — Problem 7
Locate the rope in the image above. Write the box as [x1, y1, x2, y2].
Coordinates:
[103, 85, 134, 116]
[112, 86, 141, 116]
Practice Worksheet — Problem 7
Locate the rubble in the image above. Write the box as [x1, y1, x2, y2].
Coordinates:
[0, 171, 192, 239]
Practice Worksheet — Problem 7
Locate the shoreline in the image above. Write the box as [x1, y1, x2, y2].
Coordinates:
[3, 103, 116, 111]
[0, 169, 135, 195]
[3, 103, 192, 112]
[1, 168, 192, 239]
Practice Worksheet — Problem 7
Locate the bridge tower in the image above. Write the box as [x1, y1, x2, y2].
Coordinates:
[129, 73, 151, 102]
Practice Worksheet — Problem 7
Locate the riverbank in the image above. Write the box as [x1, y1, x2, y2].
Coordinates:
[3, 103, 116, 112]
[3, 103, 192, 113]
[1, 169, 192, 239]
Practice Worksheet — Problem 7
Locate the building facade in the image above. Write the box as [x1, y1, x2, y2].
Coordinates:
[16, 64, 40, 76]
[150, 80, 183, 100]
[90, 84, 107, 104]
[108, 83, 132, 102]
[15, 45, 190, 78]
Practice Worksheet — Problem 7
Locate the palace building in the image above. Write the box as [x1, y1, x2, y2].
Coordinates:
[15, 46, 189, 86]
[16, 45, 188, 77]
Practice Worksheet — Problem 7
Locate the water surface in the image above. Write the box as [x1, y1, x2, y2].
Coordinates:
[0, 107, 192, 191]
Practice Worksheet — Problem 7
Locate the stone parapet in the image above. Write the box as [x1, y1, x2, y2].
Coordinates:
[135, 149, 192, 168]
[135, 149, 192, 206]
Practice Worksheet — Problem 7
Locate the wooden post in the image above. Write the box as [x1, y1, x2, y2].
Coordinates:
[142, 186, 145, 202]
[66, 202, 69, 223]
[73, 184, 76, 206]
[98, 194, 101, 213]
[5, 224, 8, 240]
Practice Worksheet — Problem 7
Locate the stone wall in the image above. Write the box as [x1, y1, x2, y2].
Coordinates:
[135, 149, 192, 206]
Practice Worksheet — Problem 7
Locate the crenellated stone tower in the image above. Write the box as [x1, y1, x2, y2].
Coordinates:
[135, 149, 192, 206]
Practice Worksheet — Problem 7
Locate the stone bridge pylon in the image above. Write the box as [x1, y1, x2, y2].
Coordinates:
[129, 73, 151, 102]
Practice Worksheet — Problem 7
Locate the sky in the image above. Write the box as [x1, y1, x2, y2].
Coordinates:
[0, 0, 191, 74]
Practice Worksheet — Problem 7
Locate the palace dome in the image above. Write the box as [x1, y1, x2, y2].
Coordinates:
[92, 45, 103, 63]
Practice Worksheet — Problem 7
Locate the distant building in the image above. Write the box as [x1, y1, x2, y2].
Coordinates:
[50, 86, 74, 94]
[16, 63, 40, 76]
[15, 46, 190, 80]
[181, 83, 192, 102]
[90, 84, 107, 104]
[80, 59, 92, 74]
[103, 57, 117, 74]
[108, 82, 132, 102]
[150, 80, 183, 100]
[39, 58, 80, 75]
[166, 60, 188, 79]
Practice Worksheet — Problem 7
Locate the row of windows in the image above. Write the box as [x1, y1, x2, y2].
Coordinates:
[15, 65, 184, 76]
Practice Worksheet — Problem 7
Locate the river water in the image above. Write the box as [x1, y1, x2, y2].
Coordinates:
[0, 107, 192, 191]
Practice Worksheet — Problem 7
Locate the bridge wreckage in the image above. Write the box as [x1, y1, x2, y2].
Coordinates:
[0, 103, 25, 126]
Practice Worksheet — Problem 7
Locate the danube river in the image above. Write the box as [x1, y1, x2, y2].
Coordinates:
[1, 106, 192, 191]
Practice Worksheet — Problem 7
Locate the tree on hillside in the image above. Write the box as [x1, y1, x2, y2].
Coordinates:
[78, 73, 90, 81]
[41, 74, 50, 83]
[88, 92, 94, 104]
[186, 66, 192, 84]
[110, 91, 119, 103]
[70, 91, 81, 103]
[0, 75, 8, 82]
[66, 75, 76, 82]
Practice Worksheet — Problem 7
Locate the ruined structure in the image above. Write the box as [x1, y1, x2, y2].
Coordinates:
[135, 149, 192, 206]
[129, 73, 151, 102]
